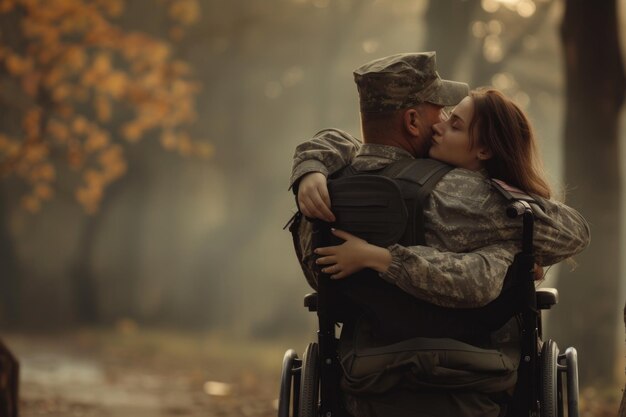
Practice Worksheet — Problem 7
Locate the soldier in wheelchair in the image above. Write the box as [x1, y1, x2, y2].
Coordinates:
[281, 52, 590, 417]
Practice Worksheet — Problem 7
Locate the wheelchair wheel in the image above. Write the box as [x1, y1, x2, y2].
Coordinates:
[540, 339, 559, 417]
[299, 342, 320, 417]
[278, 349, 301, 417]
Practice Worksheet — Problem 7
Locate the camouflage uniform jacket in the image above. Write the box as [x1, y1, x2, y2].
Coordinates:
[290, 128, 590, 309]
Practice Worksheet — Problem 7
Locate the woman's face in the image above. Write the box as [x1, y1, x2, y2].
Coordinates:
[430, 96, 489, 170]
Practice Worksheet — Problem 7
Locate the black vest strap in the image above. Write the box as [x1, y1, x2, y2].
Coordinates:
[330, 158, 453, 246]
[391, 159, 453, 245]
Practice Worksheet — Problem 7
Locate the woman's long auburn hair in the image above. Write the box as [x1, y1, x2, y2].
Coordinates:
[468, 88, 551, 199]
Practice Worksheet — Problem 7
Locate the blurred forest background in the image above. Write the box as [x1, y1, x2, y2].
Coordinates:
[0, 0, 625, 415]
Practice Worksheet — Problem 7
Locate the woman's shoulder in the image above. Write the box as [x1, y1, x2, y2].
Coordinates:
[433, 168, 492, 201]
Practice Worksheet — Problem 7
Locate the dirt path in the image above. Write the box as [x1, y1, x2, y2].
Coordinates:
[4, 329, 621, 417]
[5, 329, 299, 417]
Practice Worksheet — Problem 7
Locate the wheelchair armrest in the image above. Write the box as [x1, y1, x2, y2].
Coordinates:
[304, 292, 318, 312]
[537, 288, 558, 310]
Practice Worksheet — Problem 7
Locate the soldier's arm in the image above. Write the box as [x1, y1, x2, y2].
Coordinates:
[380, 242, 518, 308]
[290, 128, 362, 190]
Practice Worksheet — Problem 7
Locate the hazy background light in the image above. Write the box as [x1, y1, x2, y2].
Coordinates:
[488, 19, 503, 35]
[362, 39, 381, 54]
[513, 90, 531, 109]
[517, 0, 537, 17]
[264, 81, 283, 99]
[491, 72, 515, 90]
[281, 66, 305, 87]
[523, 35, 539, 51]
[472, 21, 488, 38]
[391, 0, 428, 16]
[483, 34, 504, 62]
[481, 0, 501, 13]
[312, 0, 330, 8]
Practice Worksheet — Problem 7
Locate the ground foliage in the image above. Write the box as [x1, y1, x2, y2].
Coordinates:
[8, 328, 284, 417]
[3, 329, 622, 417]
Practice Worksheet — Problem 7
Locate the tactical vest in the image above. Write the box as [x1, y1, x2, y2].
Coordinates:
[326, 158, 452, 248]
[305, 158, 526, 346]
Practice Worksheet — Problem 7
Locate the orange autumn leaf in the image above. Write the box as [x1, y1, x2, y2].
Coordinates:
[21, 195, 41, 213]
[22, 108, 42, 138]
[98, 144, 124, 167]
[160, 130, 178, 151]
[72, 116, 89, 135]
[97, 0, 124, 17]
[64, 47, 87, 72]
[75, 184, 103, 214]
[0, 134, 10, 150]
[94, 95, 112, 122]
[168, 0, 200, 26]
[85, 130, 109, 152]
[53, 83, 71, 101]
[102, 159, 126, 182]
[1, 0, 208, 213]
[34, 163, 56, 182]
[121, 123, 142, 142]
[23, 143, 48, 163]
[0, 0, 16, 13]
[5, 53, 33, 75]
[20, 71, 41, 97]
[47, 120, 70, 142]
[92, 52, 112, 75]
[101, 72, 128, 98]
[67, 146, 84, 169]
[34, 183, 54, 200]
[84, 169, 105, 187]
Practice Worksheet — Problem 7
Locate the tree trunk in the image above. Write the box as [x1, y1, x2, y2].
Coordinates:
[549, 0, 625, 385]
[423, 0, 478, 76]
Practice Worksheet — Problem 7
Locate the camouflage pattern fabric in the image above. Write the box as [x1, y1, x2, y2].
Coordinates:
[354, 52, 469, 113]
[291, 129, 590, 308]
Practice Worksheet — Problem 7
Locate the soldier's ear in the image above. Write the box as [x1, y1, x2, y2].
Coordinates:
[403, 109, 421, 136]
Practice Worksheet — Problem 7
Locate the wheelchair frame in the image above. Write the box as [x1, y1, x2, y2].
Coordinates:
[279, 201, 579, 417]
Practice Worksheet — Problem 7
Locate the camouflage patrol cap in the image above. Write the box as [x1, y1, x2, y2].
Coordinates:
[354, 52, 469, 113]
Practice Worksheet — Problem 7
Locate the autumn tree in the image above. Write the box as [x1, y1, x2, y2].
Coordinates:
[0, 0, 209, 325]
[0, 0, 209, 214]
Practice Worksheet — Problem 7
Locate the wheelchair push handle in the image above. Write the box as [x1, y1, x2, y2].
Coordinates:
[506, 200, 534, 255]
[506, 200, 531, 219]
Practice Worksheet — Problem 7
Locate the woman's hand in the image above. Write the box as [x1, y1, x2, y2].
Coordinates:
[297, 172, 335, 222]
[314, 229, 391, 279]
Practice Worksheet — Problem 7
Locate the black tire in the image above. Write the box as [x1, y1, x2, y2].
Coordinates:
[540, 339, 559, 417]
[278, 349, 300, 417]
[299, 342, 320, 417]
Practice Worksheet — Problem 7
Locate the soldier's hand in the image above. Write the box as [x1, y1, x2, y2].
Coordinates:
[298, 172, 335, 222]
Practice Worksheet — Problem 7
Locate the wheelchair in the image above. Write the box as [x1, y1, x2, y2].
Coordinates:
[279, 200, 580, 417]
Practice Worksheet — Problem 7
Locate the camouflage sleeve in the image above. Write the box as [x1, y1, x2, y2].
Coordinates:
[530, 197, 590, 266]
[380, 242, 519, 308]
[289, 128, 362, 189]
